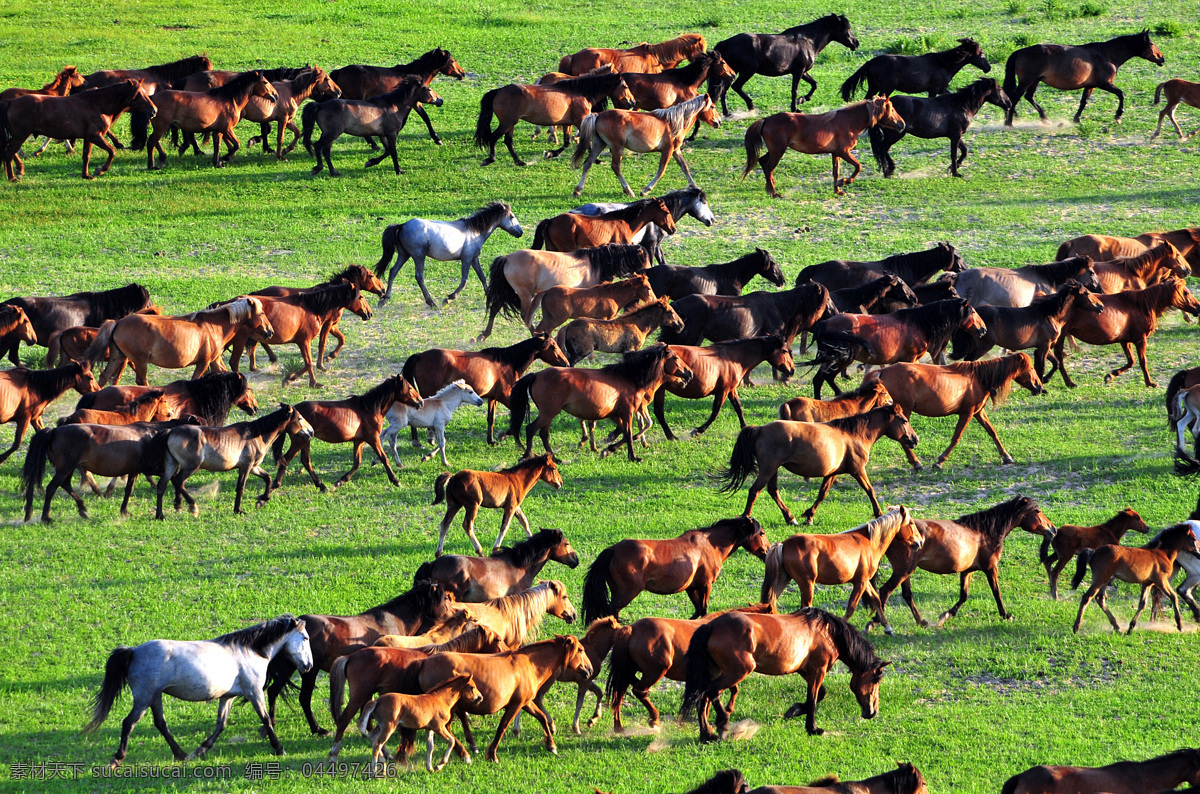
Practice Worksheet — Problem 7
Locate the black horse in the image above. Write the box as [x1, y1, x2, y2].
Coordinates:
[713, 15, 859, 115]
[912, 277, 961, 305]
[841, 38, 990, 100]
[659, 283, 831, 347]
[645, 248, 785, 301]
[796, 242, 968, 292]
[831, 274, 920, 314]
[869, 78, 1012, 178]
[1, 284, 153, 364]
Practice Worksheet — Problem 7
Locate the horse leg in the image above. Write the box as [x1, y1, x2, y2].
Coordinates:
[901, 579, 930, 627]
[522, 699, 558, 755]
[461, 501, 485, 555]
[1133, 339, 1157, 388]
[1073, 87, 1095, 123]
[436, 499, 461, 557]
[937, 571, 974, 627]
[1024, 83, 1048, 122]
[387, 134, 401, 174]
[446, 256, 473, 305]
[801, 474, 840, 525]
[1052, 335, 1078, 387]
[934, 412, 975, 469]
[484, 704, 522, 762]
[572, 139, 605, 196]
[486, 401, 502, 445]
[1102, 341, 1137, 384]
[1095, 588, 1124, 633]
[1098, 83, 1125, 122]
[608, 145, 635, 198]
[1073, 581, 1103, 632]
[971, 408, 1017, 465]
[862, 578, 892, 634]
[797, 72, 818, 108]
[640, 147, 672, 196]
[686, 582, 711, 618]
[188, 695, 234, 760]
[492, 506, 517, 552]
[149, 693, 189, 761]
[1127, 583, 1155, 634]
[232, 466, 252, 514]
[847, 469, 883, 518]
[369, 435, 402, 487]
[415, 104, 443, 146]
[0, 416, 30, 464]
[759, 149, 784, 198]
[693, 392, 729, 437]
[983, 565, 1013, 620]
[119, 473, 139, 517]
[413, 254, 439, 309]
[1049, 556, 1071, 601]
[504, 130, 527, 167]
[252, 464, 275, 506]
[110, 697, 150, 766]
[948, 131, 965, 177]
[729, 72, 755, 112]
[331, 441, 366, 489]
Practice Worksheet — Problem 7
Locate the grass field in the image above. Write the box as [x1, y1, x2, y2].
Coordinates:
[1, 0, 1199, 791]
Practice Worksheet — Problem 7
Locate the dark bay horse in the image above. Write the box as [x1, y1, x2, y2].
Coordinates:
[0, 361, 99, 463]
[842, 38, 990, 100]
[581, 517, 770, 622]
[796, 242, 967, 292]
[1039, 508, 1148, 600]
[659, 283, 830, 347]
[1, 283, 152, 363]
[1003, 30, 1164, 125]
[415, 528, 579, 601]
[331, 48, 466, 146]
[744, 764, 929, 794]
[77, 371, 257, 426]
[80, 55, 212, 149]
[1001, 749, 1200, 794]
[829, 275, 919, 315]
[645, 248, 785, 301]
[714, 15, 860, 114]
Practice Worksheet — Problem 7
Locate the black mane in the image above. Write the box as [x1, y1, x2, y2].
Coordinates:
[479, 335, 552, 373]
[583, 244, 648, 281]
[212, 70, 266, 100]
[143, 55, 212, 82]
[296, 281, 357, 316]
[492, 526, 564, 569]
[462, 202, 511, 235]
[69, 283, 151, 326]
[214, 614, 299, 655]
[235, 404, 292, 438]
[549, 71, 625, 100]
[824, 404, 892, 435]
[180, 372, 248, 425]
[1023, 256, 1093, 283]
[657, 187, 705, 218]
[602, 344, 671, 389]
[325, 264, 372, 286]
[878, 242, 962, 285]
[891, 298, 970, 346]
[680, 769, 747, 794]
[371, 77, 425, 106]
[594, 198, 664, 223]
[802, 606, 882, 672]
[359, 374, 408, 416]
[954, 495, 1038, 538]
[22, 362, 87, 402]
[365, 580, 444, 623]
[395, 47, 454, 76]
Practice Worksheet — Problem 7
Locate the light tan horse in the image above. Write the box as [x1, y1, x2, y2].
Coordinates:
[1093, 242, 1191, 293]
[372, 611, 483, 649]
[361, 674, 484, 773]
[447, 580, 576, 648]
[88, 297, 274, 386]
[529, 274, 656, 334]
[559, 34, 707, 75]
[1152, 78, 1200, 139]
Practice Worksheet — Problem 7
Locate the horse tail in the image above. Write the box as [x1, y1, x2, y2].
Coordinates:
[485, 256, 521, 321]
[328, 655, 349, 723]
[531, 218, 551, 250]
[1070, 549, 1095, 591]
[1166, 369, 1190, 429]
[868, 124, 890, 172]
[715, 425, 761, 494]
[507, 373, 535, 448]
[432, 472, 451, 505]
[1002, 53, 1020, 103]
[679, 623, 715, 719]
[0, 101, 10, 166]
[22, 428, 52, 522]
[357, 698, 378, 736]
[759, 542, 788, 608]
[400, 354, 419, 387]
[474, 88, 499, 149]
[83, 646, 134, 733]
[524, 290, 546, 329]
[570, 114, 599, 169]
[84, 320, 117, 365]
[1154, 81, 1165, 105]
[581, 546, 616, 624]
[300, 103, 318, 155]
[840, 63, 870, 101]
[373, 225, 399, 277]
[603, 623, 635, 706]
[741, 119, 765, 179]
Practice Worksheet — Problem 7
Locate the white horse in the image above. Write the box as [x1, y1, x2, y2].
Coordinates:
[1175, 384, 1200, 463]
[572, 186, 715, 265]
[381, 380, 484, 466]
[84, 615, 312, 768]
[374, 202, 524, 308]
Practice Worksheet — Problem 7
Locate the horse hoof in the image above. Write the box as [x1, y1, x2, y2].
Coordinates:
[481, 158, 495, 166]
[1002, 456, 1015, 465]
[807, 727, 825, 736]
[783, 704, 803, 719]
[884, 626, 894, 636]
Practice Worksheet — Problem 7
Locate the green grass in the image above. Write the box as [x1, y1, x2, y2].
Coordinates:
[1, 0, 1199, 791]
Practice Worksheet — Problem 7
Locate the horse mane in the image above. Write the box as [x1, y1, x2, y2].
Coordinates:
[360, 374, 407, 416]
[371, 76, 425, 105]
[1023, 256, 1093, 283]
[262, 66, 309, 82]
[480, 582, 563, 646]
[115, 389, 165, 413]
[823, 405, 891, 434]
[892, 299, 969, 349]
[462, 202, 511, 235]
[366, 580, 444, 620]
[680, 769, 746, 794]
[429, 380, 471, 401]
[325, 264, 372, 286]
[395, 47, 452, 75]
[658, 187, 705, 219]
[295, 281, 356, 316]
[45, 66, 79, 92]
[213, 614, 298, 655]
[833, 380, 889, 402]
[878, 243, 958, 285]
[648, 94, 710, 135]
[646, 33, 706, 63]
[211, 70, 266, 100]
[581, 615, 621, 643]
[179, 372, 247, 425]
[659, 53, 712, 84]
[219, 297, 261, 322]
[846, 508, 908, 548]
[938, 37, 982, 62]
[1029, 282, 1080, 315]
[492, 527, 564, 569]
[143, 55, 212, 82]
[416, 626, 499, 654]
[784, 14, 848, 37]
[237, 404, 291, 438]
[20, 362, 87, 402]
[479, 335, 551, 373]
[950, 78, 1000, 113]
[889, 764, 925, 792]
[801, 606, 882, 672]
[1121, 279, 1184, 315]
[548, 71, 625, 99]
[954, 496, 1038, 539]
[583, 244, 648, 281]
[285, 68, 323, 93]
[68, 283, 151, 326]
[1146, 523, 1199, 550]
[1110, 241, 1176, 273]
[618, 297, 671, 320]
[601, 344, 670, 389]
[945, 353, 1029, 406]
[594, 198, 663, 224]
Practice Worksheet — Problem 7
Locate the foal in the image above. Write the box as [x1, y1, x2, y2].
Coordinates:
[363, 674, 483, 772]
[1152, 78, 1200, 140]
[556, 297, 683, 364]
[1040, 508, 1149, 599]
[381, 380, 484, 467]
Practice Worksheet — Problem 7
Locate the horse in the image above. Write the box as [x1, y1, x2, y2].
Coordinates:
[380, 380, 484, 467]
[301, 78, 442, 176]
[742, 97, 906, 197]
[571, 187, 716, 266]
[1175, 384, 1200, 470]
[361, 674, 484, 772]
[714, 15, 860, 114]
[430, 455, 564, 556]
[0, 361, 99, 463]
[660, 283, 831, 349]
[143, 71, 277, 169]
[416, 527, 577, 599]
[779, 381, 892, 422]
[373, 202, 524, 308]
[1150, 519, 1200, 623]
[644, 248, 785, 301]
[474, 71, 636, 165]
[582, 517, 770, 622]
[58, 389, 172, 426]
[1003, 31, 1164, 125]
[622, 51, 734, 110]
[243, 67, 343, 159]
[1093, 242, 1192, 293]
[1152, 78, 1200, 140]
[445, 580, 577, 649]
[0, 65, 85, 101]
[169, 67, 319, 155]
[680, 606, 889, 739]
[1, 283, 153, 364]
[868, 77, 1012, 178]
[948, 255, 1101, 308]
[761, 508, 921, 634]
[0, 79, 157, 180]
[654, 336, 795, 440]
[559, 34, 708, 75]
[571, 94, 720, 197]
[508, 344, 694, 462]
[534, 199, 676, 253]
[83, 616, 312, 767]
[912, 279, 961, 305]
[556, 297, 683, 365]
[530, 275, 657, 335]
[44, 310, 165, 369]
[1039, 508, 1149, 600]
[0, 307, 36, 363]
[270, 374, 423, 492]
[88, 297, 274, 386]
[77, 371, 258, 426]
[79, 55, 212, 149]
[829, 275, 920, 315]
[796, 242, 968, 292]
[746, 763, 929, 794]
[402, 335, 570, 444]
[479, 243, 651, 341]
[1001, 749, 1200, 794]
[869, 497, 1055, 631]
[1057, 227, 1200, 270]
[842, 39, 991, 100]
[1052, 277, 1200, 388]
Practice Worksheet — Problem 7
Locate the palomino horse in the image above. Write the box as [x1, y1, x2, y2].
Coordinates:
[654, 335, 795, 440]
[571, 94, 720, 197]
[1052, 277, 1200, 388]
[1057, 226, 1200, 270]
[718, 405, 919, 525]
[681, 607, 889, 739]
[1003, 31, 1164, 125]
[556, 297, 683, 364]
[1152, 78, 1200, 140]
[403, 335, 570, 444]
[559, 34, 707, 75]
[745, 763, 930, 794]
[869, 496, 1055, 630]
[58, 389, 172, 426]
[533, 199, 676, 252]
[1001, 749, 1200, 794]
[1093, 241, 1191, 293]
[778, 381, 893, 422]
[572, 187, 716, 266]
[623, 51, 734, 110]
[0, 361, 99, 463]
[244, 67, 343, 159]
[0, 79, 157, 180]
[156, 403, 314, 517]
[270, 374, 423, 491]
[760, 507, 921, 634]
[796, 242, 968, 292]
[529, 275, 656, 335]
[1, 283, 154, 363]
[331, 48, 466, 146]
[645, 248, 785, 301]
[742, 96, 905, 196]
[842, 38, 990, 100]
[416, 527, 579, 601]
[88, 297, 274, 386]
[372, 614, 494, 649]
[1039, 508, 1148, 600]
[362, 674, 483, 773]
[374, 202, 524, 308]
[950, 256, 1102, 307]
[863, 353, 1045, 470]
[145, 71, 277, 169]
[77, 371, 257, 425]
[582, 517, 769, 622]
[446, 581, 577, 648]
[508, 344, 694, 462]
[431, 455, 564, 556]
[79, 55, 212, 149]
[714, 15, 860, 114]
[84, 616, 311, 767]
[380, 380, 484, 467]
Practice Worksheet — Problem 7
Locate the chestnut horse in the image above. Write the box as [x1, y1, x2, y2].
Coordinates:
[79, 55, 212, 149]
[1, 283, 154, 364]
[1153, 78, 1200, 140]
[741, 96, 905, 196]
[415, 528, 579, 601]
[145, 71, 277, 169]
[559, 34, 707, 75]
[556, 297, 683, 365]
[681, 606, 889, 739]
[77, 371, 258, 426]
[1057, 226, 1200, 270]
[245, 67, 343, 159]
[0, 361, 99, 463]
[717, 405, 919, 525]
[0, 307, 36, 363]
[760, 507, 921, 634]
[44, 307, 165, 368]
[1093, 242, 1191, 293]
[529, 275, 656, 335]
[779, 381, 892, 422]
[58, 389, 173, 426]
[1001, 749, 1200, 794]
[362, 674, 483, 773]
[532, 199, 675, 252]
[529, 615, 621, 735]
[331, 48, 466, 146]
[0, 65, 85, 101]
[623, 51, 735, 110]
[1039, 507, 1149, 600]
[582, 517, 770, 622]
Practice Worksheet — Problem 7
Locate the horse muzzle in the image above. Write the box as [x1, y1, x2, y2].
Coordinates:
[296, 660, 314, 674]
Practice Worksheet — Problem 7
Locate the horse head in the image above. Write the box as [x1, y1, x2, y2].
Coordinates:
[883, 404, 919, 450]
[236, 297, 275, 342]
[311, 66, 343, 100]
[609, 77, 636, 110]
[536, 334, 572, 366]
[538, 455, 565, 490]
[1140, 31, 1166, 65]
[662, 346, 695, 387]
[555, 634, 593, 678]
[871, 95, 906, 134]
[456, 674, 485, 706]
[752, 248, 785, 287]
[959, 38, 991, 73]
[736, 516, 771, 559]
[686, 188, 715, 226]
[3, 306, 37, 346]
[283, 617, 314, 674]
[710, 51, 737, 84]
[1170, 277, 1200, 316]
[348, 285, 373, 321]
[885, 274, 919, 307]
[980, 78, 1013, 111]
[282, 403, 315, 440]
[850, 659, 890, 719]
[72, 361, 101, 394]
[61, 65, 87, 93]
[833, 15, 860, 50]
[697, 94, 721, 129]
[500, 203, 524, 238]
[1117, 507, 1150, 534]
[235, 380, 260, 415]
[450, 379, 485, 407]
[128, 79, 158, 120]
[650, 199, 676, 234]
[1162, 242, 1192, 279]
[544, 527, 578, 567]
[437, 49, 467, 80]
[542, 580, 577, 624]
[1016, 496, 1056, 538]
[659, 298, 686, 334]
[1066, 280, 1105, 314]
[251, 71, 279, 104]
[1013, 352, 1045, 396]
[959, 300, 988, 338]
[418, 84, 444, 107]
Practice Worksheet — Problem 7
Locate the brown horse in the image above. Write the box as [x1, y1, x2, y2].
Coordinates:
[559, 34, 707, 75]
[270, 374, 423, 491]
[508, 344, 694, 462]
[869, 496, 1055, 630]
[681, 606, 889, 739]
[1057, 226, 1200, 270]
[0, 65, 85, 101]
[415, 528, 578, 602]
[529, 275, 656, 335]
[760, 508, 921, 634]
[0, 79, 157, 180]
[362, 674, 483, 772]
[533, 199, 676, 252]
[44, 308, 165, 369]
[556, 297, 683, 365]
[1093, 242, 1191, 293]
[58, 389, 173, 426]
[403, 335, 569, 444]
[1001, 748, 1200, 794]
[0, 361, 99, 463]
[718, 405, 919, 525]
[778, 381, 892, 422]
[0, 307, 37, 361]
[582, 517, 769, 622]
[623, 51, 735, 110]
[77, 372, 258, 426]
[1, 283, 154, 364]
[1039, 508, 1149, 600]
[863, 353, 1045, 470]
[742, 96, 905, 196]
[746, 763, 930, 794]
[1073, 522, 1200, 633]
[1053, 277, 1200, 388]
[244, 67, 343, 159]
[516, 616, 624, 736]
[1153, 78, 1200, 139]
[1003, 31, 1164, 125]
[79, 55, 212, 149]
[145, 71, 277, 169]
[431, 455, 564, 556]
[89, 297, 274, 386]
